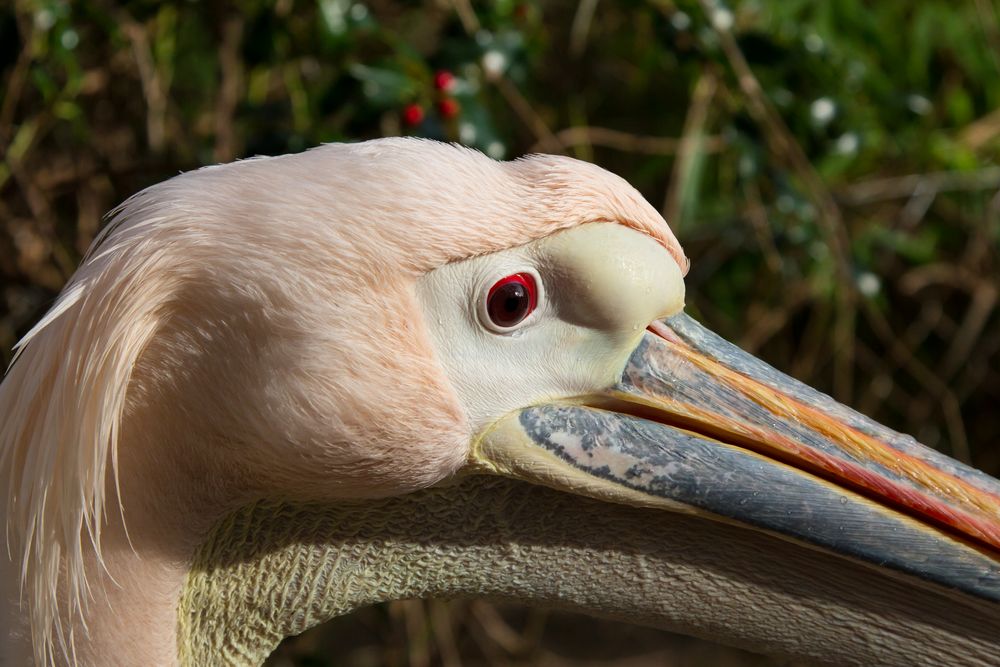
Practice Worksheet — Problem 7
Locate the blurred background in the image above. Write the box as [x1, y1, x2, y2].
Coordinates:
[1, 0, 998, 665]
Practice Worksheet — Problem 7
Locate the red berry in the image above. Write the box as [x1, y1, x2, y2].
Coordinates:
[438, 98, 460, 119]
[401, 103, 424, 126]
[434, 70, 456, 92]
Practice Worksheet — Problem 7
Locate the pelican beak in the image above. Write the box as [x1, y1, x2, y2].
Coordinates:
[474, 312, 1000, 602]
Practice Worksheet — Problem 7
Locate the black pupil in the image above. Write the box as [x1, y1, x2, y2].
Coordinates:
[488, 281, 530, 327]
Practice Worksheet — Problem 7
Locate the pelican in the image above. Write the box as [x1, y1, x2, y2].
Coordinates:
[2, 138, 999, 667]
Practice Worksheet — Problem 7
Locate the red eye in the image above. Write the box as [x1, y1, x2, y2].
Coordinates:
[486, 273, 538, 329]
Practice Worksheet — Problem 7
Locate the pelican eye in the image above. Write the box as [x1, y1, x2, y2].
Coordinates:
[484, 272, 537, 330]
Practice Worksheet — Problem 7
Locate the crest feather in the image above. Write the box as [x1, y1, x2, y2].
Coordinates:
[1, 193, 177, 665]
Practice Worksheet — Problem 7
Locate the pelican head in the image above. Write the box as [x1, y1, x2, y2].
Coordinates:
[2, 138, 999, 666]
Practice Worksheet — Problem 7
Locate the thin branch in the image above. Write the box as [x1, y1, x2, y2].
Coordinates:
[494, 75, 559, 150]
[663, 66, 718, 225]
[862, 301, 971, 462]
[954, 320, 1000, 404]
[569, 0, 600, 57]
[899, 262, 988, 294]
[469, 601, 532, 655]
[531, 125, 726, 155]
[402, 600, 431, 667]
[120, 13, 169, 153]
[839, 167, 1000, 205]
[741, 178, 784, 274]
[450, 0, 481, 34]
[0, 11, 35, 152]
[973, 0, 1000, 76]
[737, 284, 810, 353]
[940, 282, 997, 380]
[428, 600, 462, 667]
[213, 15, 245, 163]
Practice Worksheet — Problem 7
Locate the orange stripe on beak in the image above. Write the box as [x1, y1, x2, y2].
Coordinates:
[623, 317, 1000, 555]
